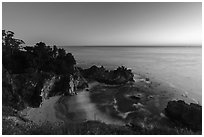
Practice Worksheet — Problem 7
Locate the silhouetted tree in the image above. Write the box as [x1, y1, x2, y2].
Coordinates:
[3, 30, 76, 75]
[52, 45, 58, 58]
[2, 30, 26, 73]
[2, 30, 78, 110]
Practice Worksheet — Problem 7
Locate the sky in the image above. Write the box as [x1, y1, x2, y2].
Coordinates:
[2, 2, 202, 46]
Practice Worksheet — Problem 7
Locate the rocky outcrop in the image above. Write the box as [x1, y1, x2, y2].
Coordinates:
[74, 67, 89, 89]
[165, 100, 202, 131]
[2, 66, 26, 109]
[3, 64, 89, 109]
[81, 66, 134, 85]
[2, 66, 14, 106]
[62, 68, 88, 96]
[41, 67, 88, 97]
[7, 71, 52, 109]
[128, 93, 143, 101]
[40, 76, 60, 101]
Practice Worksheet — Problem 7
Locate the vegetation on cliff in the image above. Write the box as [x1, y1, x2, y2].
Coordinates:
[3, 30, 76, 75]
[2, 30, 77, 110]
[2, 30, 134, 110]
[2, 30, 201, 135]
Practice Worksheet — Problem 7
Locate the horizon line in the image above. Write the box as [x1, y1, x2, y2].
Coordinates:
[58, 45, 202, 47]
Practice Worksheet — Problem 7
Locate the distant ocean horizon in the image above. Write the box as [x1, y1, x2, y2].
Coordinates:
[60, 46, 202, 103]
[60, 45, 202, 48]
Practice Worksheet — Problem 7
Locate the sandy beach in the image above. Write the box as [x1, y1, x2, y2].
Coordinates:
[20, 95, 63, 125]
[20, 74, 200, 127]
[20, 82, 124, 126]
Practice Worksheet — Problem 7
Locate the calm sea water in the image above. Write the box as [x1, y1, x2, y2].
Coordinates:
[63, 46, 202, 103]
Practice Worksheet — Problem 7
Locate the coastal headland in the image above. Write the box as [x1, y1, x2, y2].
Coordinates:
[2, 30, 202, 135]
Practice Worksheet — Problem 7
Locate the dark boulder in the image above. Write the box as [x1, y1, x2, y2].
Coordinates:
[165, 100, 202, 131]
[130, 96, 141, 100]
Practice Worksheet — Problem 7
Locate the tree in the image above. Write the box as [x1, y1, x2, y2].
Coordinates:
[2, 30, 25, 53]
[57, 48, 66, 58]
[2, 30, 26, 73]
[2, 30, 76, 75]
[52, 45, 58, 58]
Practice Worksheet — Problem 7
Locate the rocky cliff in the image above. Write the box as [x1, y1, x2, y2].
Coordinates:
[2, 66, 88, 110]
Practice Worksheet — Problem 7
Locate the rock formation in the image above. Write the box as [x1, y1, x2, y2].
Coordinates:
[81, 65, 134, 85]
[3, 66, 88, 110]
[165, 100, 202, 131]
[40, 76, 60, 102]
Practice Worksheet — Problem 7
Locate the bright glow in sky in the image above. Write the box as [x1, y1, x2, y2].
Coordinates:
[2, 2, 202, 46]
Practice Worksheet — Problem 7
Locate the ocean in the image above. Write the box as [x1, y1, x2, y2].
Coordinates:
[63, 46, 202, 103]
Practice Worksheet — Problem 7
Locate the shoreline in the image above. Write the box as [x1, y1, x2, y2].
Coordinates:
[2, 30, 201, 134]
[133, 71, 201, 105]
[76, 63, 201, 105]
[20, 72, 201, 127]
[4, 68, 201, 134]
[19, 95, 63, 125]
[20, 81, 124, 126]
[57, 82, 124, 125]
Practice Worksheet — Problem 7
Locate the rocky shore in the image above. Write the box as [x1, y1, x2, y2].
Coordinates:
[2, 30, 202, 134]
[3, 65, 202, 134]
[165, 100, 202, 131]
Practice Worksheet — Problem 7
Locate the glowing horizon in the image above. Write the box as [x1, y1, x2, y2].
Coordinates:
[2, 2, 202, 46]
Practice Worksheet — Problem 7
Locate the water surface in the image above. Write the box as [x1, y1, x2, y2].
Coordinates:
[63, 46, 202, 103]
